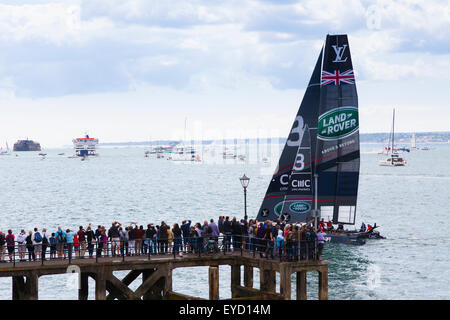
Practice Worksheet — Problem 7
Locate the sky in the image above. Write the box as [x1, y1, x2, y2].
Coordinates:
[0, 0, 449, 147]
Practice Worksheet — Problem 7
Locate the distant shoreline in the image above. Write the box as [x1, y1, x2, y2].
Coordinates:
[96, 132, 449, 147]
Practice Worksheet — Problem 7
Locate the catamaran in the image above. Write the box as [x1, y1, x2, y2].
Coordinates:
[379, 109, 407, 166]
[256, 34, 377, 245]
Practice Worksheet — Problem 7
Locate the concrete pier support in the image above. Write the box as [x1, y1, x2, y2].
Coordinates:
[279, 265, 292, 300]
[13, 273, 39, 300]
[318, 270, 328, 300]
[12, 276, 24, 300]
[208, 266, 219, 300]
[260, 269, 276, 293]
[231, 264, 241, 298]
[78, 272, 89, 300]
[244, 265, 253, 288]
[95, 272, 107, 300]
[296, 271, 307, 300]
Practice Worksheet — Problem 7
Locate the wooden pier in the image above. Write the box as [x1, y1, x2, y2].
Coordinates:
[0, 251, 328, 300]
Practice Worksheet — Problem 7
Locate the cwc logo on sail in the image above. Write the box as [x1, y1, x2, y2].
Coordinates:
[317, 107, 358, 140]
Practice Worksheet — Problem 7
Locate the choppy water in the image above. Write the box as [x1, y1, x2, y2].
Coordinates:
[0, 143, 449, 300]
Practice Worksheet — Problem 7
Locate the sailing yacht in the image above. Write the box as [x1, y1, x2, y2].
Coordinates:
[256, 34, 374, 245]
[410, 133, 417, 150]
[0, 141, 11, 155]
[171, 118, 200, 162]
[379, 109, 407, 166]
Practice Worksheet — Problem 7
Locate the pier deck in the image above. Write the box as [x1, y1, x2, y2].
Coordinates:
[0, 250, 328, 300]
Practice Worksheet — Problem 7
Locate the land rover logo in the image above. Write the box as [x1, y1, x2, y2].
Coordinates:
[274, 202, 284, 217]
[289, 202, 311, 213]
[317, 107, 359, 140]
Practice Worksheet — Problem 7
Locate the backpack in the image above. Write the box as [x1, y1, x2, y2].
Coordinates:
[6, 234, 14, 246]
[34, 232, 42, 243]
[57, 231, 66, 243]
[42, 234, 49, 245]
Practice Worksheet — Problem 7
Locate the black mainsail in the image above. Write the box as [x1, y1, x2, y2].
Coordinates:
[256, 49, 322, 222]
[315, 34, 360, 225]
[257, 34, 360, 226]
[279, 125, 313, 223]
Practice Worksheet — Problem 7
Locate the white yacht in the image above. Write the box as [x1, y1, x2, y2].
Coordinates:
[0, 141, 11, 155]
[379, 153, 407, 166]
[379, 109, 407, 167]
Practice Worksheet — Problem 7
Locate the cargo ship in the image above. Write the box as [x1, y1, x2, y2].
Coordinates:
[13, 139, 41, 151]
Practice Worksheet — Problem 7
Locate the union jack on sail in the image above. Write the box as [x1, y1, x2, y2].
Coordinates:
[321, 69, 355, 86]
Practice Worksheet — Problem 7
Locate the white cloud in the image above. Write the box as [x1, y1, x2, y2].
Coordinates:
[0, 0, 449, 145]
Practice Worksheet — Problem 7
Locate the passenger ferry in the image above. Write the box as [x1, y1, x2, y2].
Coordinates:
[72, 134, 99, 157]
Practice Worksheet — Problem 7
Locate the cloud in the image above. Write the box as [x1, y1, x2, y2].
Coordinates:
[0, 0, 449, 99]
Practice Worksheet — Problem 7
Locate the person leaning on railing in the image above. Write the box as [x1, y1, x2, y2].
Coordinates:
[5, 230, 15, 262]
[17, 230, 27, 261]
[25, 231, 35, 261]
[316, 228, 326, 261]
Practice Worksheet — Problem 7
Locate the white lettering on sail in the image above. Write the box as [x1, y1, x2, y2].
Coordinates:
[332, 44, 348, 63]
[292, 179, 311, 188]
[293, 153, 305, 171]
[287, 116, 304, 147]
[280, 174, 289, 185]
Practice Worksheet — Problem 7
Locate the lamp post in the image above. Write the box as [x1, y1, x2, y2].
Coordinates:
[239, 174, 250, 219]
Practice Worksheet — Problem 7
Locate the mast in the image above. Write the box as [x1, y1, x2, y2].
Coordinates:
[392, 108, 395, 157]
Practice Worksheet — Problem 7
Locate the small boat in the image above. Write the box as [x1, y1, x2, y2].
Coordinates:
[38, 153, 47, 156]
[379, 109, 407, 166]
[223, 152, 236, 159]
[0, 141, 11, 155]
[421, 146, 431, 150]
[58, 153, 65, 156]
[379, 153, 407, 166]
[410, 133, 417, 150]
[171, 145, 197, 161]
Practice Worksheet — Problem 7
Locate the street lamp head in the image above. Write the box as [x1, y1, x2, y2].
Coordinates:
[240, 174, 250, 188]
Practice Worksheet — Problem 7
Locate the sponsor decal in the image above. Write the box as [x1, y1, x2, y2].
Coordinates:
[291, 179, 311, 188]
[321, 69, 355, 86]
[318, 107, 359, 141]
[274, 202, 284, 217]
[289, 201, 311, 214]
[332, 44, 348, 63]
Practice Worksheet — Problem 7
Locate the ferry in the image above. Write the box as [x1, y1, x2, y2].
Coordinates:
[72, 134, 99, 157]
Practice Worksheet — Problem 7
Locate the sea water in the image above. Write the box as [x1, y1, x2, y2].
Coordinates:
[0, 143, 448, 300]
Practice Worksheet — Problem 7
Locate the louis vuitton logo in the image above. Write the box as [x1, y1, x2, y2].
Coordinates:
[332, 44, 348, 63]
